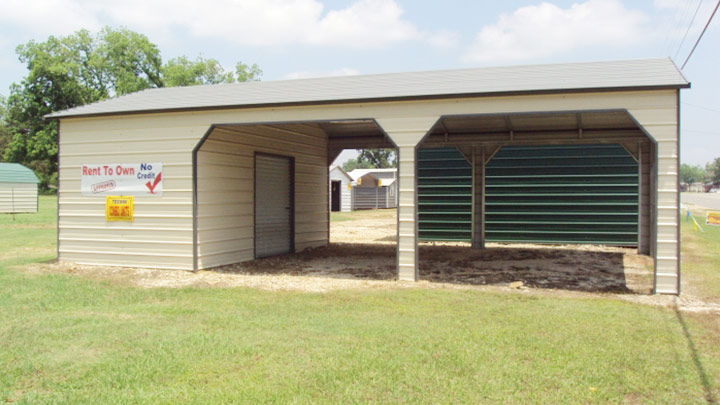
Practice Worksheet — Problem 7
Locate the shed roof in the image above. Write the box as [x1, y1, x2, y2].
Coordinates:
[329, 165, 352, 181]
[47, 58, 689, 119]
[347, 168, 397, 181]
[0, 163, 40, 184]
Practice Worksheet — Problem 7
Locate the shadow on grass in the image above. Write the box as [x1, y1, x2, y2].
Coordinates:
[218, 242, 652, 294]
[676, 309, 717, 404]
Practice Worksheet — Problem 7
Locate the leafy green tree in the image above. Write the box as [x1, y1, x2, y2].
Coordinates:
[2, 27, 261, 190]
[234, 62, 262, 82]
[357, 149, 396, 168]
[98, 27, 164, 94]
[706, 158, 720, 186]
[0, 96, 10, 155]
[342, 157, 373, 172]
[162, 57, 261, 87]
[680, 163, 705, 185]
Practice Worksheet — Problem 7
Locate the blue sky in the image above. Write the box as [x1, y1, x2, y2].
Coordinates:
[0, 0, 717, 165]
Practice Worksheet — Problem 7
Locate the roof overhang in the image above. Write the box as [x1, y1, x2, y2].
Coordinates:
[46, 58, 690, 120]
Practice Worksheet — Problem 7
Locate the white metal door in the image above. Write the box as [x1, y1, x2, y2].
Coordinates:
[255, 154, 293, 258]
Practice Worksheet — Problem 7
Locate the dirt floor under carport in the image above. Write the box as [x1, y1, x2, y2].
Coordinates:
[27, 208, 654, 294]
[222, 209, 654, 294]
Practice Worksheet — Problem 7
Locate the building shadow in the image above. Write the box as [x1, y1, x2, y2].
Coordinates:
[219, 242, 652, 294]
[675, 309, 717, 404]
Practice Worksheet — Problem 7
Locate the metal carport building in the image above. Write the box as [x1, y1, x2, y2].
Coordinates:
[47, 58, 689, 294]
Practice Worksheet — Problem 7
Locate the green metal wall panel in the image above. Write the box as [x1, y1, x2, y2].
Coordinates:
[417, 148, 472, 241]
[485, 144, 638, 246]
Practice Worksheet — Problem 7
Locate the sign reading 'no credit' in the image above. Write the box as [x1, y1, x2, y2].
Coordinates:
[81, 163, 163, 197]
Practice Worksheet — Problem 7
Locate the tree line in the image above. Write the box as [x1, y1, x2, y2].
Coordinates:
[0, 27, 261, 191]
[341, 149, 396, 172]
[680, 159, 720, 187]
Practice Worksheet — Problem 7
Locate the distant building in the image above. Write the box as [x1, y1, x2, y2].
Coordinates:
[0, 163, 40, 214]
[347, 168, 397, 209]
[329, 165, 352, 212]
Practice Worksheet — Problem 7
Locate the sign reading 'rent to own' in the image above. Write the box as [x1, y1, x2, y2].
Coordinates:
[81, 163, 163, 197]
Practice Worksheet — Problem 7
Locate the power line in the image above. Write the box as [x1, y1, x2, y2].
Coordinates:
[681, 0, 720, 69]
[674, 0, 704, 60]
[666, 0, 696, 56]
[683, 102, 720, 114]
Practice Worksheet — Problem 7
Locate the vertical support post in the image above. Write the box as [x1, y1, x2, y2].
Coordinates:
[472, 146, 485, 249]
[470, 149, 476, 246]
[629, 101, 680, 295]
[637, 142, 643, 254]
[377, 116, 439, 282]
[396, 146, 419, 280]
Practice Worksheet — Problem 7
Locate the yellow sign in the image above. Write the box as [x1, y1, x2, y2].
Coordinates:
[106, 196, 134, 221]
[347, 183, 352, 190]
[378, 179, 382, 186]
[707, 211, 720, 226]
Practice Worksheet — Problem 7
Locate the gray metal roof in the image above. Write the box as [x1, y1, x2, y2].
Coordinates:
[0, 163, 40, 183]
[47, 58, 689, 119]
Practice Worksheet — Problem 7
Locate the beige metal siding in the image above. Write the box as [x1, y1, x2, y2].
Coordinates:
[195, 125, 328, 269]
[0, 182, 37, 213]
[376, 116, 440, 281]
[58, 117, 198, 270]
[57, 89, 680, 293]
[628, 94, 679, 294]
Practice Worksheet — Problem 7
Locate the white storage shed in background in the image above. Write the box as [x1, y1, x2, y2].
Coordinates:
[347, 168, 398, 210]
[329, 165, 352, 212]
[0, 163, 40, 214]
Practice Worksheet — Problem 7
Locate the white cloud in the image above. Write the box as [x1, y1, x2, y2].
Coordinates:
[283, 67, 360, 80]
[653, 0, 686, 9]
[463, 0, 651, 63]
[305, 0, 419, 46]
[425, 29, 460, 48]
[0, 0, 426, 49]
[0, 0, 102, 36]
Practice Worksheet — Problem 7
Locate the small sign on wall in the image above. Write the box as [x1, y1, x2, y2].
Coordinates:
[81, 163, 162, 196]
[106, 196, 134, 221]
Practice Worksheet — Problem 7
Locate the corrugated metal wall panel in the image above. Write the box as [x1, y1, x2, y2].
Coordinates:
[352, 187, 389, 209]
[0, 182, 38, 213]
[417, 148, 472, 241]
[485, 144, 638, 245]
[58, 118, 198, 270]
[196, 125, 328, 269]
[255, 154, 293, 258]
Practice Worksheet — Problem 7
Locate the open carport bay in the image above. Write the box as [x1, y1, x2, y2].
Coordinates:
[221, 209, 654, 293]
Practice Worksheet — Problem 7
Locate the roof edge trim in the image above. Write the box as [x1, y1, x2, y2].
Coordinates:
[45, 83, 690, 120]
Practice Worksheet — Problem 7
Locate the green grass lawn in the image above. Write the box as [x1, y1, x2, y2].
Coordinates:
[682, 211, 720, 299]
[1, 197, 719, 403]
[330, 208, 395, 222]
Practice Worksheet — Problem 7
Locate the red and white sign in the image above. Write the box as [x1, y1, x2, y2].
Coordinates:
[81, 163, 163, 197]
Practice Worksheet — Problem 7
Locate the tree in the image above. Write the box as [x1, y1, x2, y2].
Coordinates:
[342, 157, 373, 172]
[357, 149, 396, 168]
[680, 163, 705, 185]
[163, 57, 261, 87]
[0, 96, 9, 155]
[706, 158, 720, 186]
[2, 27, 261, 190]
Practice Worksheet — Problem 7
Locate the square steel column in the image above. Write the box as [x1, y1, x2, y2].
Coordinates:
[377, 117, 439, 281]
